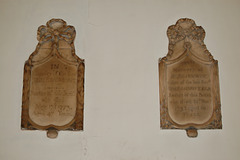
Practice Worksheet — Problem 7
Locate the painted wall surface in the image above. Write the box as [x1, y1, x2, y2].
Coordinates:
[0, 0, 240, 160]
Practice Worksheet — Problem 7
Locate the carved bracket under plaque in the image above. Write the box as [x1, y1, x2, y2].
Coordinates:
[21, 19, 84, 138]
[159, 18, 222, 137]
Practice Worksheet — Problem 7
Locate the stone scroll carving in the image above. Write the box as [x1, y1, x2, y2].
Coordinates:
[21, 19, 84, 138]
[159, 18, 222, 137]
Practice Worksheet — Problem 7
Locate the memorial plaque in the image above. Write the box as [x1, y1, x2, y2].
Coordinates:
[159, 18, 222, 137]
[21, 19, 84, 138]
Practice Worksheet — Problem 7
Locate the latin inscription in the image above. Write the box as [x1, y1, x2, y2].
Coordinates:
[167, 57, 213, 124]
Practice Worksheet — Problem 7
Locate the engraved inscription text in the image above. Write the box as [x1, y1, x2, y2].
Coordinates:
[29, 57, 78, 126]
[167, 56, 213, 125]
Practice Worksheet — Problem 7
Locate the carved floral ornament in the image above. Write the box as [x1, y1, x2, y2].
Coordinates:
[21, 19, 84, 138]
[166, 18, 212, 60]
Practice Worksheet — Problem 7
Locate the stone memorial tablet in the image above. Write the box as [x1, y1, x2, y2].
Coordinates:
[21, 19, 84, 138]
[159, 18, 222, 137]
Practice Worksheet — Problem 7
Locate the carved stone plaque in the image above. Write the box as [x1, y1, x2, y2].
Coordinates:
[159, 18, 222, 137]
[21, 19, 84, 138]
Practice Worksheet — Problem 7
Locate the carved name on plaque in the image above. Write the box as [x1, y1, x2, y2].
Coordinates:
[21, 19, 84, 138]
[159, 18, 222, 137]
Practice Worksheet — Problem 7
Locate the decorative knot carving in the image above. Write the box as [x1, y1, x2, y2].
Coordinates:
[37, 19, 76, 44]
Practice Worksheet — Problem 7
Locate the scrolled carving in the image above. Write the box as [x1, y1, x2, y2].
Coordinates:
[166, 18, 212, 60]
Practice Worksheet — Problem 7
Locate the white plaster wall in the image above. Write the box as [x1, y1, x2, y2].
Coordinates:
[0, 0, 240, 159]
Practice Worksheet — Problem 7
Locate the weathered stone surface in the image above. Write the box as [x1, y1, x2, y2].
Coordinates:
[21, 19, 84, 138]
[159, 18, 222, 137]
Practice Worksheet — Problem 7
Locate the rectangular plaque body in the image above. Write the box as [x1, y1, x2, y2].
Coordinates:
[21, 19, 84, 138]
[29, 57, 78, 126]
[159, 18, 222, 137]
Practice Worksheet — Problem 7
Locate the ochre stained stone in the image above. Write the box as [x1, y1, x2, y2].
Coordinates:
[159, 18, 222, 137]
[21, 19, 84, 138]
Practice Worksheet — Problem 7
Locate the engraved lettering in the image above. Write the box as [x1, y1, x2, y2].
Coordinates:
[167, 57, 213, 123]
[29, 57, 78, 126]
